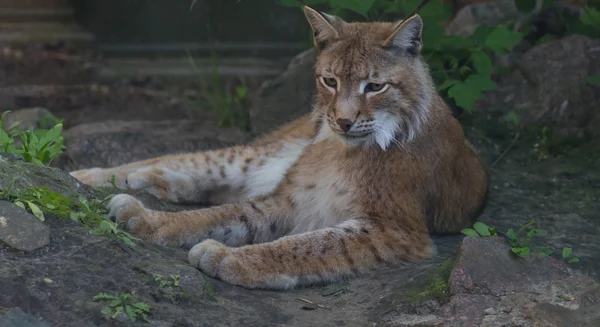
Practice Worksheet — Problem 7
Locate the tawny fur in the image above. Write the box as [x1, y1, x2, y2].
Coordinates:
[71, 7, 489, 290]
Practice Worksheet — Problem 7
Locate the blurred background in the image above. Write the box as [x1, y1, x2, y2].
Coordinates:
[0, 0, 597, 171]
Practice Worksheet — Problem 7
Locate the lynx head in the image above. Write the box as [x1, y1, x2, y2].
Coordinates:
[303, 6, 436, 150]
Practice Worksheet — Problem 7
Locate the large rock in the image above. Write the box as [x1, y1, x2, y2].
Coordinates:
[0, 154, 98, 201]
[446, 0, 520, 37]
[379, 237, 600, 327]
[477, 34, 600, 137]
[0, 201, 50, 252]
[249, 49, 316, 136]
[55, 120, 250, 171]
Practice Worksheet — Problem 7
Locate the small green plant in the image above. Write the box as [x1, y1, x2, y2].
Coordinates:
[154, 274, 180, 288]
[106, 175, 118, 188]
[93, 293, 152, 323]
[0, 111, 66, 166]
[410, 259, 453, 304]
[0, 186, 136, 247]
[506, 219, 553, 258]
[185, 50, 250, 131]
[461, 221, 497, 238]
[562, 247, 580, 264]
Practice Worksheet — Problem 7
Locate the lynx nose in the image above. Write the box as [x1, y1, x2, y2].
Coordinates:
[336, 118, 354, 132]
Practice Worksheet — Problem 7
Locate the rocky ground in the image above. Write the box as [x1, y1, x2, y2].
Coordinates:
[1, 3, 600, 326]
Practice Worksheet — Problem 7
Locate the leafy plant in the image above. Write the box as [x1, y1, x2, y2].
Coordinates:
[93, 293, 152, 323]
[506, 219, 553, 258]
[154, 274, 181, 288]
[562, 247, 580, 264]
[0, 186, 136, 247]
[461, 221, 497, 237]
[185, 50, 251, 131]
[0, 110, 66, 166]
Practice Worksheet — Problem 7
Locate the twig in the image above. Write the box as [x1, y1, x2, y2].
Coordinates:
[490, 131, 520, 168]
[297, 297, 329, 309]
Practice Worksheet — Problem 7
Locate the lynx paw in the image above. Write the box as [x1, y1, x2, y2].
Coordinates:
[107, 194, 159, 237]
[189, 241, 256, 288]
[126, 168, 194, 203]
[70, 168, 127, 188]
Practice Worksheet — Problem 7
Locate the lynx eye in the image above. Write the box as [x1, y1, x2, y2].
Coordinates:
[322, 77, 338, 88]
[365, 83, 387, 93]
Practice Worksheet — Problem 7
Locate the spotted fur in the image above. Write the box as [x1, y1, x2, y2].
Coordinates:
[71, 7, 489, 290]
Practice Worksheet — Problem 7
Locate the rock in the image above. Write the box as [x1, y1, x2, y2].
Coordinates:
[446, 0, 520, 37]
[477, 34, 600, 138]
[249, 48, 316, 136]
[0, 307, 51, 327]
[379, 237, 600, 326]
[0, 201, 50, 252]
[0, 154, 98, 201]
[449, 237, 572, 296]
[55, 119, 250, 171]
[1, 107, 60, 131]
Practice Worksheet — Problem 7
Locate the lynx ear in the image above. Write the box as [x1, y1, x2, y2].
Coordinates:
[382, 14, 423, 56]
[303, 6, 344, 51]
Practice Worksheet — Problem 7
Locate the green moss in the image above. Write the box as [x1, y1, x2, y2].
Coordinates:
[0, 186, 137, 247]
[409, 259, 454, 304]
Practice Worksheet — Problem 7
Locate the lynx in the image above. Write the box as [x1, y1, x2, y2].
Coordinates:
[71, 6, 489, 290]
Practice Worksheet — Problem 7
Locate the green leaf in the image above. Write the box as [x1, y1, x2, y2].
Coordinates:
[437, 79, 460, 91]
[507, 110, 521, 125]
[461, 228, 479, 237]
[537, 248, 554, 257]
[567, 257, 580, 263]
[562, 247, 572, 259]
[464, 74, 498, 92]
[516, 219, 536, 236]
[473, 222, 491, 237]
[14, 201, 26, 210]
[524, 228, 544, 247]
[484, 26, 523, 54]
[111, 306, 123, 319]
[470, 50, 493, 76]
[585, 74, 600, 85]
[133, 302, 152, 312]
[99, 220, 112, 232]
[25, 201, 45, 221]
[581, 6, 600, 27]
[93, 293, 116, 301]
[488, 227, 497, 236]
[511, 246, 531, 258]
[447, 83, 483, 111]
[125, 305, 137, 322]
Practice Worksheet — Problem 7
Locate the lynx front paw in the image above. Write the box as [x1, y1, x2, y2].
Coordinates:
[126, 168, 195, 203]
[107, 194, 159, 237]
[71, 168, 127, 188]
[189, 241, 256, 288]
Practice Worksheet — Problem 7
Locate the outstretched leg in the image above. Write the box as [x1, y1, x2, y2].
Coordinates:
[106, 193, 294, 248]
[107, 193, 433, 290]
[71, 115, 316, 205]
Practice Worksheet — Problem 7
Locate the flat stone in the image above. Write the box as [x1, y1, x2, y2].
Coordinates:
[0, 201, 50, 252]
[449, 236, 572, 297]
[0, 308, 51, 327]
